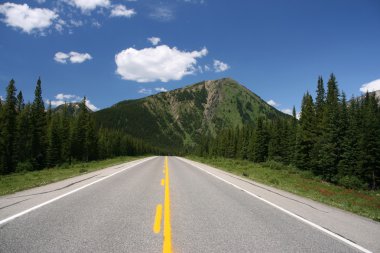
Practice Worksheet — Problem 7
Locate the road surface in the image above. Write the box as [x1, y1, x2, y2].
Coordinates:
[0, 156, 379, 252]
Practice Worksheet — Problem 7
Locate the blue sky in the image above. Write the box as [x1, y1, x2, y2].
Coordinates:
[0, 0, 379, 113]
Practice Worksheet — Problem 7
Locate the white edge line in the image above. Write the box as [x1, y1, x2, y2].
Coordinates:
[0, 156, 157, 226]
[176, 157, 372, 253]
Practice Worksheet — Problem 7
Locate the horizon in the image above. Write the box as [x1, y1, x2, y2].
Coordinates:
[0, 0, 379, 113]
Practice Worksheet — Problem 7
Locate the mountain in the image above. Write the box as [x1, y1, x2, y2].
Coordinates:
[54, 102, 93, 115]
[94, 78, 291, 150]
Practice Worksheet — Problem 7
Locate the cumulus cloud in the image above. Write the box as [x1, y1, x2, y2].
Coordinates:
[267, 99, 280, 107]
[148, 37, 161, 46]
[115, 45, 208, 82]
[155, 87, 167, 92]
[0, 3, 58, 34]
[360, 78, 380, 93]
[110, 5, 136, 17]
[54, 51, 92, 64]
[66, 0, 110, 12]
[213, 59, 230, 73]
[138, 88, 152, 95]
[47, 93, 99, 111]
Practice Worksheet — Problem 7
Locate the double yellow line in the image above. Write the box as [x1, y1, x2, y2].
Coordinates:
[153, 157, 172, 253]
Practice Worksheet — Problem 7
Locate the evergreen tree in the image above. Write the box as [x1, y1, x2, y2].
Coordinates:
[30, 78, 47, 170]
[47, 114, 62, 167]
[318, 74, 340, 181]
[17, 103, 32, 162]
[295, 92, 316, 170]
[60, 103, 72, 163]
[252, 118, 268, 162]
[1, 79, 18, 174]
[17, 91, 25, 112]
[358, 92, 380, 189]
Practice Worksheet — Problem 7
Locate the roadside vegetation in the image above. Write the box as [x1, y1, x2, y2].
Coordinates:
[0, 156, 145, 196]
[197, 74, 380, 191]
[0, 78, 163, 176]
[188, 156, 380, 221]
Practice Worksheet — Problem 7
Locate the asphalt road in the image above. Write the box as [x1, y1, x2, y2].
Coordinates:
[0, 156, 379, 253]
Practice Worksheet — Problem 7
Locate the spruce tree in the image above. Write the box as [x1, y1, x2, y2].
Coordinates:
[295, 92, 316, 170]
[17, 103, 32, 162]
[30, 78, 47, 170]
[1, 79, 18, 174]
[47, 113, 62, 167]
[318, 74, 340, 181]
[17, 91, 25, 112]
[252, 118, 268, 162]
[60, 103, 72, 163]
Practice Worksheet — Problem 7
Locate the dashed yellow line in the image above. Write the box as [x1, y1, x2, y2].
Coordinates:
[161, 179, 165, 186]
[153, 204, 163, 234]
[163, 156, 172, 253]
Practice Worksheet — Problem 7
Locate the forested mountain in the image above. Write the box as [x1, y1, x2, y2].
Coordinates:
[0, 79, 161, 175]
[94, 78, 290, 150]
[198, 75, 380, 190]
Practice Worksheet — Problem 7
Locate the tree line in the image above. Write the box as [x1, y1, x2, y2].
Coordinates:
[0, 78, 161, 174]
[197, 74, 380, 190]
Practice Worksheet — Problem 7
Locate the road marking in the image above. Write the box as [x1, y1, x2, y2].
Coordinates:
[177, 157, 372, 253]
[154, 204, 163, 233]
[163, 156, 172, 253]
[0, 157, 156, 226]
[161, 179, 165, 186]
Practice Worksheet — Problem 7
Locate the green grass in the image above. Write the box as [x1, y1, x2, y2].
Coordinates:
[187, 156, 380, 221]
[0, 156, 147, 196]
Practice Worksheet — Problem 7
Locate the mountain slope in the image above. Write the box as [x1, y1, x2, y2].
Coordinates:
[94, 78, 290, 149]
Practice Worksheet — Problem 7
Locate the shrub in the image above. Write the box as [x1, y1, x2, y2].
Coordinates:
[16, 162, 34, 172]
[338, 176, 368, 190]
[262, 160, 286, 170]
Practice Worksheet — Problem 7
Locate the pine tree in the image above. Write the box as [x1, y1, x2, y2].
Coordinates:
[295, 92, 316, 170]
[60, 103, 72, 163]
[338, 98, 361, 184]
[1, 79, 18, 174]
[30, 78, 47, 170]
[72, 97, 89, 161]
[46, 114, 62, 167]
[17, 91, 25, 112]
[252, 118, 268, 162]
[17, 103, 32, 162]
[318, 74, 340, 181]
[358, 92, 380, 189]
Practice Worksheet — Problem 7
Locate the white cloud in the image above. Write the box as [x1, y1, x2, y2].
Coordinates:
[148, 37, 161, 46]
[149, 7, 174, 21]
[281, 108, 292, 115]
[155, 87, 167, 92]
[267, 99, 280, 107]
[213, 59, 230, 72]
[55, 93, 78, 100]
[360, 78, 380, 93]
[54, 51, 92, 64]
[47, 93, 99, 111]
[115, 45, 208, 82]
[66, 0, 110, 12]
[36, 0, 46, 4]
[138, 88, 152, 95]
[0, 3, 58, 34]
[204, 65, 210, 71]
[110, 5, 136, 17]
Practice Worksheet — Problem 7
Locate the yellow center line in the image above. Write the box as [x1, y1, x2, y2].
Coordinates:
[161, 179, 165, 186]
[163, 156, 172, 253]
[153, 204, 163, 234]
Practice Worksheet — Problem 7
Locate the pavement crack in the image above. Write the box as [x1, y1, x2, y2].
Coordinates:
[0, 198, 31, 210]
[5, 174, 100, 199]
